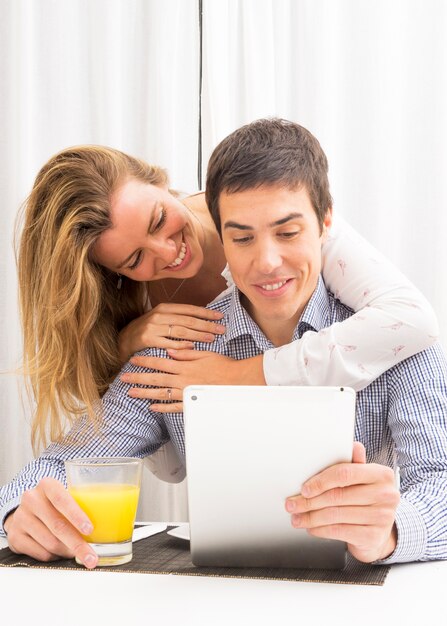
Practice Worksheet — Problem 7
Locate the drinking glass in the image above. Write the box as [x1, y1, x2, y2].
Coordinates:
[65, 457, 143, 566]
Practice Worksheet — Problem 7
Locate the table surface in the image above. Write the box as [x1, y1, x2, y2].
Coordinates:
[0, 529, 445, 626]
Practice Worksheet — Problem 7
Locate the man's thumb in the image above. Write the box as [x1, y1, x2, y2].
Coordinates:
[352, 441, 367, 464]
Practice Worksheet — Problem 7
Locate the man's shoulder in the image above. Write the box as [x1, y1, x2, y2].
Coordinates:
[326, 289, 355, 324]
[321, 286, 447, 392]
[206, 290, 233, 316]
[386, 341, 447, 387]
[357, 341, 447, 407]
[133, 293, 234, 361]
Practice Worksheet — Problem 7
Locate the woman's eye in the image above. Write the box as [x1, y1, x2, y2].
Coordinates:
[152, 207, 166, 233]
[128, 250, 143, 270]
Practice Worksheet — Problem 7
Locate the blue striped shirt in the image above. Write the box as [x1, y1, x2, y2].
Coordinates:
[1, 278, 447, 564]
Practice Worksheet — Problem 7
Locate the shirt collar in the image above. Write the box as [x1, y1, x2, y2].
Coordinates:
[224, 288, 274, 351]
[223, 275, 331, 349]
[295, 276, 331, 338]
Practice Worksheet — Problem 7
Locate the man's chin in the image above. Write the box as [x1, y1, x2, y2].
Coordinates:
[253, 306, 303, 329]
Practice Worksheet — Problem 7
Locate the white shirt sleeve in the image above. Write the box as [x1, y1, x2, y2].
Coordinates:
[263, 213, 439, 390]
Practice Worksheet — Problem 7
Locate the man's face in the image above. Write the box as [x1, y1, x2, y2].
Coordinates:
[220, 184, 332, 344]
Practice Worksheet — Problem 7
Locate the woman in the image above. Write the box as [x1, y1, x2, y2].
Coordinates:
[18, 145, 438, 452]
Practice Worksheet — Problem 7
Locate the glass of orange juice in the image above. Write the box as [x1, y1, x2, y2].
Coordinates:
[65, 457, 143, 567]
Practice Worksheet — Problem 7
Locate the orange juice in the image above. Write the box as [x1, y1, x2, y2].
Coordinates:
[69, 483, 140, 543]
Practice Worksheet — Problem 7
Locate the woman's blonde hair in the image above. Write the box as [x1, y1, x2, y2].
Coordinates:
[17, 145, 168, 452]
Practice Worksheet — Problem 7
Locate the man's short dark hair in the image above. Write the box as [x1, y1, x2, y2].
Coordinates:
[205, 118, 333, 234]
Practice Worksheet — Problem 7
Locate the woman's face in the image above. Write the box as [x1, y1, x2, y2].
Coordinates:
[93, 178, 205, 281]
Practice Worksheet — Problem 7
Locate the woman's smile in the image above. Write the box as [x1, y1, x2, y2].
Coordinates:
[165, 239, 191, 271]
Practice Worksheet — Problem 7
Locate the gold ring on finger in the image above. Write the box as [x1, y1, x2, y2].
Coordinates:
[167, 388, 172, 401]
[168, 324, 173, 338]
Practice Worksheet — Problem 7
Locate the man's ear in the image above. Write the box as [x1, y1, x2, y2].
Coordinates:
[321, 207, 333, 243]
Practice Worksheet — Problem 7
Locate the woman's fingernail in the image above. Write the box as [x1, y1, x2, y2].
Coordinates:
[285, 500, 295, 513]
[121, 374, 130, 382]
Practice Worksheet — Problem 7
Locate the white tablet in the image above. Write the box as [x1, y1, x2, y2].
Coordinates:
[183, 385, 356, 570]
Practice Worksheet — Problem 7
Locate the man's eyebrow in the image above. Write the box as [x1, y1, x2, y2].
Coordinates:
[223, 221, 252, 231]
[116, 201, 158, 269]
[223, 212, 304, 231]
[270, 212, 304, 227]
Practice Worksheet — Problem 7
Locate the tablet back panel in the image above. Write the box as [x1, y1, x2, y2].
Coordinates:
[184, 385, 356, 570]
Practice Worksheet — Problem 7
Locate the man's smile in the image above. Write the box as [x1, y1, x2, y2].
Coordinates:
[253, 278, 294, 297]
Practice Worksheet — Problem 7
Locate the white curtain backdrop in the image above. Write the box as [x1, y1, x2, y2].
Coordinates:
[202, 0, 447, 350]
[1, 0, 446, 522]
[0, 0, 200, 522]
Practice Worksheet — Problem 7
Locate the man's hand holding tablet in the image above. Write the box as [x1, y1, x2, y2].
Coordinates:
[285, 441, 400, 563]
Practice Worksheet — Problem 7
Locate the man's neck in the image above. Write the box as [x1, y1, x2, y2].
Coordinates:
[261, 323, 297, 347]
[240, 294, 303, 347]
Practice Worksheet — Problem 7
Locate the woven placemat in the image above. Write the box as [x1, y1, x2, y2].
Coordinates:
[0, 527, 390, 585]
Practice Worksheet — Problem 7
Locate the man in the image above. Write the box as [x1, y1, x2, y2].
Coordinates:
[1, 119, 447, 569]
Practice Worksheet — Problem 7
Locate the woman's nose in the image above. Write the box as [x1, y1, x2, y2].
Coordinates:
[147, 236, 178, 264]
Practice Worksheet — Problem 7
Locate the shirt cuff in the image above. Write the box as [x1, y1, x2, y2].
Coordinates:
[263, 345, 308, 386]
[0, 496, 22, 537]
[377, 497, 427, 564]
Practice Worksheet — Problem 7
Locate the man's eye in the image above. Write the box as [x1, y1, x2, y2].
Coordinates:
[233, 236, 252, 244]
[128, 250, 143, 270]
[279, 231, 299, 239]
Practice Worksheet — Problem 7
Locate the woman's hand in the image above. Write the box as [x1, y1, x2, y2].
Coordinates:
[120, 350, 266, 413]
[118, 304, 226, 363]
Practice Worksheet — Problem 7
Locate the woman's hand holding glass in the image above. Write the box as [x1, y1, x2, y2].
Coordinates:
[118, 303, 226, 363]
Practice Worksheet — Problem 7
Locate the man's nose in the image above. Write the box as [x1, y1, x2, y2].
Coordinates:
[254, 241, 282, 274]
